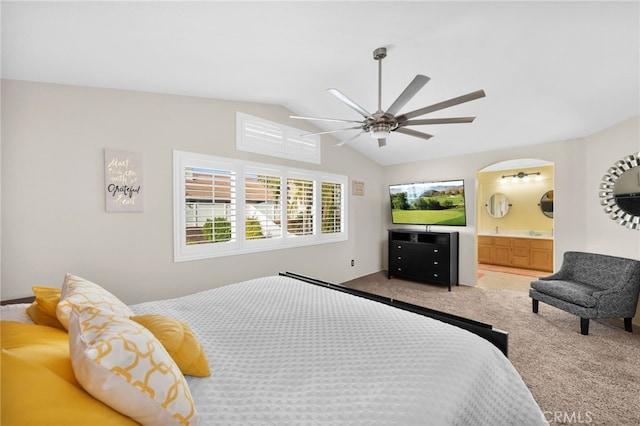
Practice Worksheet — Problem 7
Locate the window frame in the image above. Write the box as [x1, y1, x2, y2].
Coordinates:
[174, 150, 347, 262]
[235, 112, 321, 164]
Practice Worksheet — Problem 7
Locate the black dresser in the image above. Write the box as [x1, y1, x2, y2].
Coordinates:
[388, 229, 459, 291]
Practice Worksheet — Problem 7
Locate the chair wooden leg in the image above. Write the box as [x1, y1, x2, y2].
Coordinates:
[580, 318, 589, 335]
[532, 299, 539, 313]
[624, 317, 633, 332]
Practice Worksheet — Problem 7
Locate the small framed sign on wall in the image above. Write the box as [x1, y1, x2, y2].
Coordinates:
[104, 149, 144, 212]
[352, 180, 365, 196]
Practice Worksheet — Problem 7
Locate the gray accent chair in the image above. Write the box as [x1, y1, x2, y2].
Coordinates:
[529, 251, 640, 335]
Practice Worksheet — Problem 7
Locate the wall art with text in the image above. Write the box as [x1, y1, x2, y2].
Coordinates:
[104, 149, 144, 212]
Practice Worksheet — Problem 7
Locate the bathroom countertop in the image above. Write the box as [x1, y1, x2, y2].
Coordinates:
[478, 231, 554, 240]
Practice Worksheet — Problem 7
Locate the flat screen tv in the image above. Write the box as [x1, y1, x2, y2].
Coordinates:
[389, 179, 467, 226]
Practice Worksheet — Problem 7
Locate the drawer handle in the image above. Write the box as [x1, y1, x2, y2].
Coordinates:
[397, 267, 402, 271]
[397, 245, 402, 249]
[433, 273, 439, 277]
[433, 249, 439, 253]
[433, 261, 439, 265]
[397, 256, 402, 260]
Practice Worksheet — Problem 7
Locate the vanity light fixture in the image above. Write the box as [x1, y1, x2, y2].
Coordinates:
[500, 171, 542, 184]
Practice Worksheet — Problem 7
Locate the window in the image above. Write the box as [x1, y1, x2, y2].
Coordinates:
[185, 166, 236, 245]
[286, 176, 315, 236]
[236, 112, 321, 164]
[174, 151, 347, 261]
[244, 168, 282, 241]
[322, 181, 343, 234]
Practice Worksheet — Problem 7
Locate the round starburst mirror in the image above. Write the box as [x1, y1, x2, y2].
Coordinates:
[599, 152, 640, 230]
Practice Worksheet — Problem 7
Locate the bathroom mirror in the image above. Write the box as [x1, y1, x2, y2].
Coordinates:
[599, 152, 640, 230]
[486, 192, 511, 218]
[539, 190, 554, 218]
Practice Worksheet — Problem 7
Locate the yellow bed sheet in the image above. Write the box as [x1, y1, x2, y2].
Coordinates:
[1, 321, 139, 426]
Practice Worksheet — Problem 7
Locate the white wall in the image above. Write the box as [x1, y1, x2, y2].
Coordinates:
[584, 117, 640, 258]
[383, 116, 640, 287]
[3, 79, 638, 313]
[1, 80, 384, 303]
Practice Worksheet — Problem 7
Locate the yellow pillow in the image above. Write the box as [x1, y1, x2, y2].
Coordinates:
[56, 273, 133, 330]
[26, 286, 65, 329]
[1, 348, 139, 426]
[32, 286, 61, 315]
[131, 314, 211, 377]
[68, 306, 198, 426]
[26, 302, 64, 329]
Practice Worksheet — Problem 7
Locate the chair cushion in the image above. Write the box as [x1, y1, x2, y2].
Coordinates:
[571, 255, 636, 290]
[530, 280, 599, 308]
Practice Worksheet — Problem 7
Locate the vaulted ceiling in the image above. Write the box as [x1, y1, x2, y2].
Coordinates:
[2, 1, 638, 165]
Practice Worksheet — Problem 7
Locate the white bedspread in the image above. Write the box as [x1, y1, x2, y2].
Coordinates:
[130, 275, 547, 425]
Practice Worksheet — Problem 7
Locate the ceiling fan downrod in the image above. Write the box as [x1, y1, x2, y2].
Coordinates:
[373, 47, 387, 113]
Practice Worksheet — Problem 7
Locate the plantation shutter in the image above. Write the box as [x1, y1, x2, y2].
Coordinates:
[286, 133, 318, 160]
[242, 120, 285, 153]
[236, 112, 320, 164]
[321, 181, 343, 234]
[184, 166, 236, 245]
[244, 170, 283, 240]
[286, 176, 315, 236]
[175, 151, 346, 262]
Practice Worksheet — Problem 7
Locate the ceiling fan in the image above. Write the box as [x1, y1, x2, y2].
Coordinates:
[291, 47, 486, 147]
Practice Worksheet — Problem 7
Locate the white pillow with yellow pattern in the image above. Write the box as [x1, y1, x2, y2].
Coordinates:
[56, 273, 133, 330]
[68, 305, 199, 426]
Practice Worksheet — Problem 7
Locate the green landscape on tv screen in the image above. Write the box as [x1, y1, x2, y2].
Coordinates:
[389, 180, 466, 226]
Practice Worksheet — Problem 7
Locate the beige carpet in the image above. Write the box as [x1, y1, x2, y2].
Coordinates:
[341, 272, 640, 425]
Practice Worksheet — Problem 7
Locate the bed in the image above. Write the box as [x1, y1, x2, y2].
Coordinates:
[1, 272, 547, 425]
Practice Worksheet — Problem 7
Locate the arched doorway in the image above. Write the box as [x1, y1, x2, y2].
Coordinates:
[475, 159, 555, 291]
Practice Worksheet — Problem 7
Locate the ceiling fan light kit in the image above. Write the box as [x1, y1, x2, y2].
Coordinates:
[370, 123, 391, 139]
[292, 47, 486, 147]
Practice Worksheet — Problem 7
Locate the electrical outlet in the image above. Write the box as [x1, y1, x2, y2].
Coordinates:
[351, 259, 354, 267]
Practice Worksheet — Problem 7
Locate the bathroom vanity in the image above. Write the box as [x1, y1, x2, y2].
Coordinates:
[477, 234, 553, 272]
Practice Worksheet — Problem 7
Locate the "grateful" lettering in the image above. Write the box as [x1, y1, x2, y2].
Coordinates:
[107, 184, 141, 199]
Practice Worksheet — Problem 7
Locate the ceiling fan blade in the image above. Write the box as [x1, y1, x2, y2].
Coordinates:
[335, 130, 365, 147]
[327, 88, 371, 118]
[378, 138, 387, 148]
[302, 126, 363, 137]
[385, 74, 430, 116]
[399, 90, 486, 121]
[290, 115, 364, 125]
[394, 127, 434, 140]
[400, 117, 476, 126]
